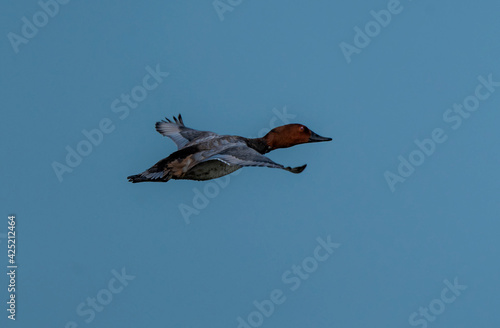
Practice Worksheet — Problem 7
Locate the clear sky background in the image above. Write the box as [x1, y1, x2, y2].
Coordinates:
[1, 0, 500, 327]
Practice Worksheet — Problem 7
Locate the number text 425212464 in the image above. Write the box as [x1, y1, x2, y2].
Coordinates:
[7, 215, 17, 321]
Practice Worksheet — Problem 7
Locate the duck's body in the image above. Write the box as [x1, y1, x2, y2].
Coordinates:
[127, 114, 331, 183]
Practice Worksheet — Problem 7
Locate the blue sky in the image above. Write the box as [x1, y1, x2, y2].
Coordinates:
[1, 0, 500, 327]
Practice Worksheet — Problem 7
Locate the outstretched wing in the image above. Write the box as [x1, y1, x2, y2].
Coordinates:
[200, 144, 306, 174]
[155, 114, 218, 149]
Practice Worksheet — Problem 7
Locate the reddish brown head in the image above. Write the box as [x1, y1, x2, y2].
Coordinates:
[263, 124, 332, 150]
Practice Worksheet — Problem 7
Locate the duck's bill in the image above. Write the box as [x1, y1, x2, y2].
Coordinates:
[309, 131, 332, 142]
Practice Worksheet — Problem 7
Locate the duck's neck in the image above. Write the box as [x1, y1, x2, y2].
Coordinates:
[245, 137, 272, 154]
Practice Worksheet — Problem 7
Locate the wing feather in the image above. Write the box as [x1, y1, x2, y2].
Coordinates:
[155, 114, 218, 149]
[199, 145, 306, 173]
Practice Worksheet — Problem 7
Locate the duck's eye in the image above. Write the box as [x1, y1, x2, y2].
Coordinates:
[299, 126, 305, 132]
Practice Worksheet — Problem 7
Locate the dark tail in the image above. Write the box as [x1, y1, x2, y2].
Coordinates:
[127, 171, 172, 183]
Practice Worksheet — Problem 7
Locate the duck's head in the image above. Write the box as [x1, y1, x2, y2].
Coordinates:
[264, 124, 332, 150]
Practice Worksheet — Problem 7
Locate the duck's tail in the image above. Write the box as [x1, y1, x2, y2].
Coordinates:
[127, 169, 172, 183]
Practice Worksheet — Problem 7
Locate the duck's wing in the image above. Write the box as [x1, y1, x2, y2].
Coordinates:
[155, 114, 218, 149]
[199, 145, 307, 174]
